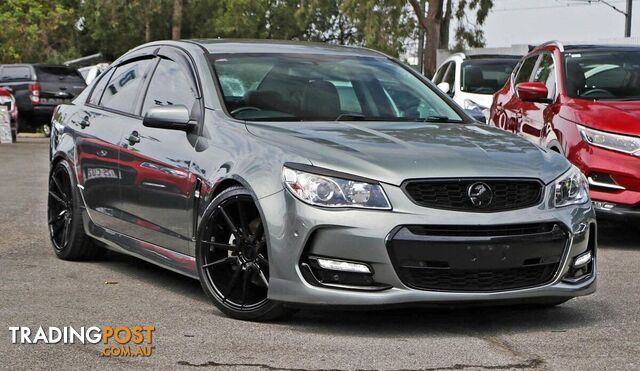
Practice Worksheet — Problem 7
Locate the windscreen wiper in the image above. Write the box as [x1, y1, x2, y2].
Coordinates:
[335, 113, 367, 121]
[421, 115, 464, 123]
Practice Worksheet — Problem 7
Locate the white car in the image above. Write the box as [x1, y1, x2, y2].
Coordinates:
[78, 63, 110, 84]
[433, 53, 520, 122]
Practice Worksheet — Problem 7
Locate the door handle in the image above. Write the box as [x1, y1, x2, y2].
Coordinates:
[127, 131, 140, 145]
[79, 116, 90, 128]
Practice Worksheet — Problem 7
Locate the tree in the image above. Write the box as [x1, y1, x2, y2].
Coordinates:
[0, 0, 80, 63]
[171, 0, 183, 40]
[408, 0, 493, 77]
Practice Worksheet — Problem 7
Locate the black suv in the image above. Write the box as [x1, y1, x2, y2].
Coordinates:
[0, 64, 87, 134]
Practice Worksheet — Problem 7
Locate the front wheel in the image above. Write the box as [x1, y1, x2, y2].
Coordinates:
[196, 186, 292, 321]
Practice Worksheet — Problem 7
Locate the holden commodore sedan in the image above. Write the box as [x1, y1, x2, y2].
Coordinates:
[48, 40, 596, 321]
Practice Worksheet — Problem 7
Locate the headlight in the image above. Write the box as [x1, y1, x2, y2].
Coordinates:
[464, 99, 489, 121]
[282, 166, 391, 209]
[554, 165, 589, 207]
[577, 125, 640, 156]
[463, 99, 487, 112]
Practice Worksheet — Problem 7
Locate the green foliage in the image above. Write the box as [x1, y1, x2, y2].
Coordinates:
[0, 0, 80, 63]
[453, 0, 493, 51]
[0, 0, 488, 64]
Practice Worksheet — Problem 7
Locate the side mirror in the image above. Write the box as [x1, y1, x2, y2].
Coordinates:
[4, 87, 13, 94]
[436, 82, 451, 95]
[143, 105, 195, 131]
[516, 82, 552, 103]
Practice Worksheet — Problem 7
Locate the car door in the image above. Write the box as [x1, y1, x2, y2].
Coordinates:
[76, 55, 156, 232]
[501, 54, 539, 134]
[521, 52, 557, 146]
[116, 48, 200, 255]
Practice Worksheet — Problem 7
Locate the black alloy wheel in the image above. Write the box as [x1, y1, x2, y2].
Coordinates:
[196, 186, 291, 321]
[47, 161, 101, 260]
[48, 165, 74, 251]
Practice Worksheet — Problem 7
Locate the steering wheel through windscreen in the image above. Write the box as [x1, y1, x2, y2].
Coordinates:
[580, 88, 615, 99]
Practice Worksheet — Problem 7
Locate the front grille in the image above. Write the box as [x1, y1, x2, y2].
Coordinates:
[407, 223, 556, 237]
[399, 264, 559, 292]
[388, 223, 567, 292]
[403, 179, 543, 212]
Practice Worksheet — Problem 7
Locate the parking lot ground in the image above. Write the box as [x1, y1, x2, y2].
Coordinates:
[1, 138, 639, 370]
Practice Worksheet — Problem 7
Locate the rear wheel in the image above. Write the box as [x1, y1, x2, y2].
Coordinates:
[196, 186, 292, 321]
[48, 161, 102, 260]
[11, 129, 16, 143]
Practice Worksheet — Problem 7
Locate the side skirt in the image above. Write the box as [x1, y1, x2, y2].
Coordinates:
[83, 211, 199, 279]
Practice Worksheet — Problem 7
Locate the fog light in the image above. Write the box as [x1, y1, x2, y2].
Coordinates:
[573, 251, 592, 267]
[316, 258, 372, 274]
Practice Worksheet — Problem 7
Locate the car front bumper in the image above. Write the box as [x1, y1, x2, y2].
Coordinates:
[569, 140, 640, 218]
[259, 183, 597, 307]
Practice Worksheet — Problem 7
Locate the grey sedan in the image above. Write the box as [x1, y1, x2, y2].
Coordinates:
[48, 40, 596, 321]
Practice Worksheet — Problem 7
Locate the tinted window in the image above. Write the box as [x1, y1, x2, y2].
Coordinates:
[88, 68, 115, 106]
[432, 62, 449, 84]
[1, 66, 31, 82]
[565, 50, 640, 100]
[101, 59, 153, 114]
[461, 59, 519, 94]
[442, 62, 456, 90]
[35, 66, 85, 84]
[532, 54, 556, 98]
[514, 56, 538, 84]
[142, 58, 197, 114]
[212, 53, 462, 122]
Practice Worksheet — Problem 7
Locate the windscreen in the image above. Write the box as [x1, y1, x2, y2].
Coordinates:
[460, 59, 519, 94]
[211, 53, 462, 122]
[564, 50, 640, 100]
[35, 66, 85, 84]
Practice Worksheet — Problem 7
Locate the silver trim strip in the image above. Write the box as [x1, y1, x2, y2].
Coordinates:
[588, 177, 626, 190]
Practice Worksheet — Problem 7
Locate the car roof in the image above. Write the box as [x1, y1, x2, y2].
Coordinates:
[563, 44, 640, 53]
[465, 54, 522, 60]
[187, 39, 386, 57]
[532, 41, 640, 53]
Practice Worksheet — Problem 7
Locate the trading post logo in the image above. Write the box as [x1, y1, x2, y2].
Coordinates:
[8, 325, 155, 357]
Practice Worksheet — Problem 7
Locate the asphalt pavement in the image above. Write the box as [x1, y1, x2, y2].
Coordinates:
[1, 138, 639, 370]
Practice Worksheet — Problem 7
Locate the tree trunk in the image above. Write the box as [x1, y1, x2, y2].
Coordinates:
[439, 0, 452, 49]
[171, 0, 183, 40]
[423, 0, 442, 78]
[409, 0, 443, 78]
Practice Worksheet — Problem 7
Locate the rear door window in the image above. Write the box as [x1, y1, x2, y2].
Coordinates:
[100, 58, 154, 114]
[88, 68, 115, 106]
[1, 66, 31, 82]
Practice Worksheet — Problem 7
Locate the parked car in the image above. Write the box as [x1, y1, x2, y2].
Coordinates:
[48, 40, 596, 321]
[433, 53, 520, 122]
[489, 41, 640, 219]
[0, 64, 87, 136]
[0, 87, 18, 142]
[78, 63, 110, 84]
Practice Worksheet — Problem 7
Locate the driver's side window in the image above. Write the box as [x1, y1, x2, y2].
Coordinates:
[142, 58, 197, 115]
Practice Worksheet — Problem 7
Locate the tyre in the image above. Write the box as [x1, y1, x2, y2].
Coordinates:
[11, 130, 16, 143]
[196, 186, 292, 321]
[48, 161, 102, 260]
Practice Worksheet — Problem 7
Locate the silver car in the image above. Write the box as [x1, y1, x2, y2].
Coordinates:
[48, 40, 596, 321]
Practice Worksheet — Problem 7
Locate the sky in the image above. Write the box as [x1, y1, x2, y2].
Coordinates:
[482, 0, 640, 47]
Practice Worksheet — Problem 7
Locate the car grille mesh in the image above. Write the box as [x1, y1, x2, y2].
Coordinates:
[403, 179, 543, 212]
[399, 264, 559, 292]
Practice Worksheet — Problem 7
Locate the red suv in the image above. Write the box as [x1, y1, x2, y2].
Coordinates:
[489, 42, 640, 219]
